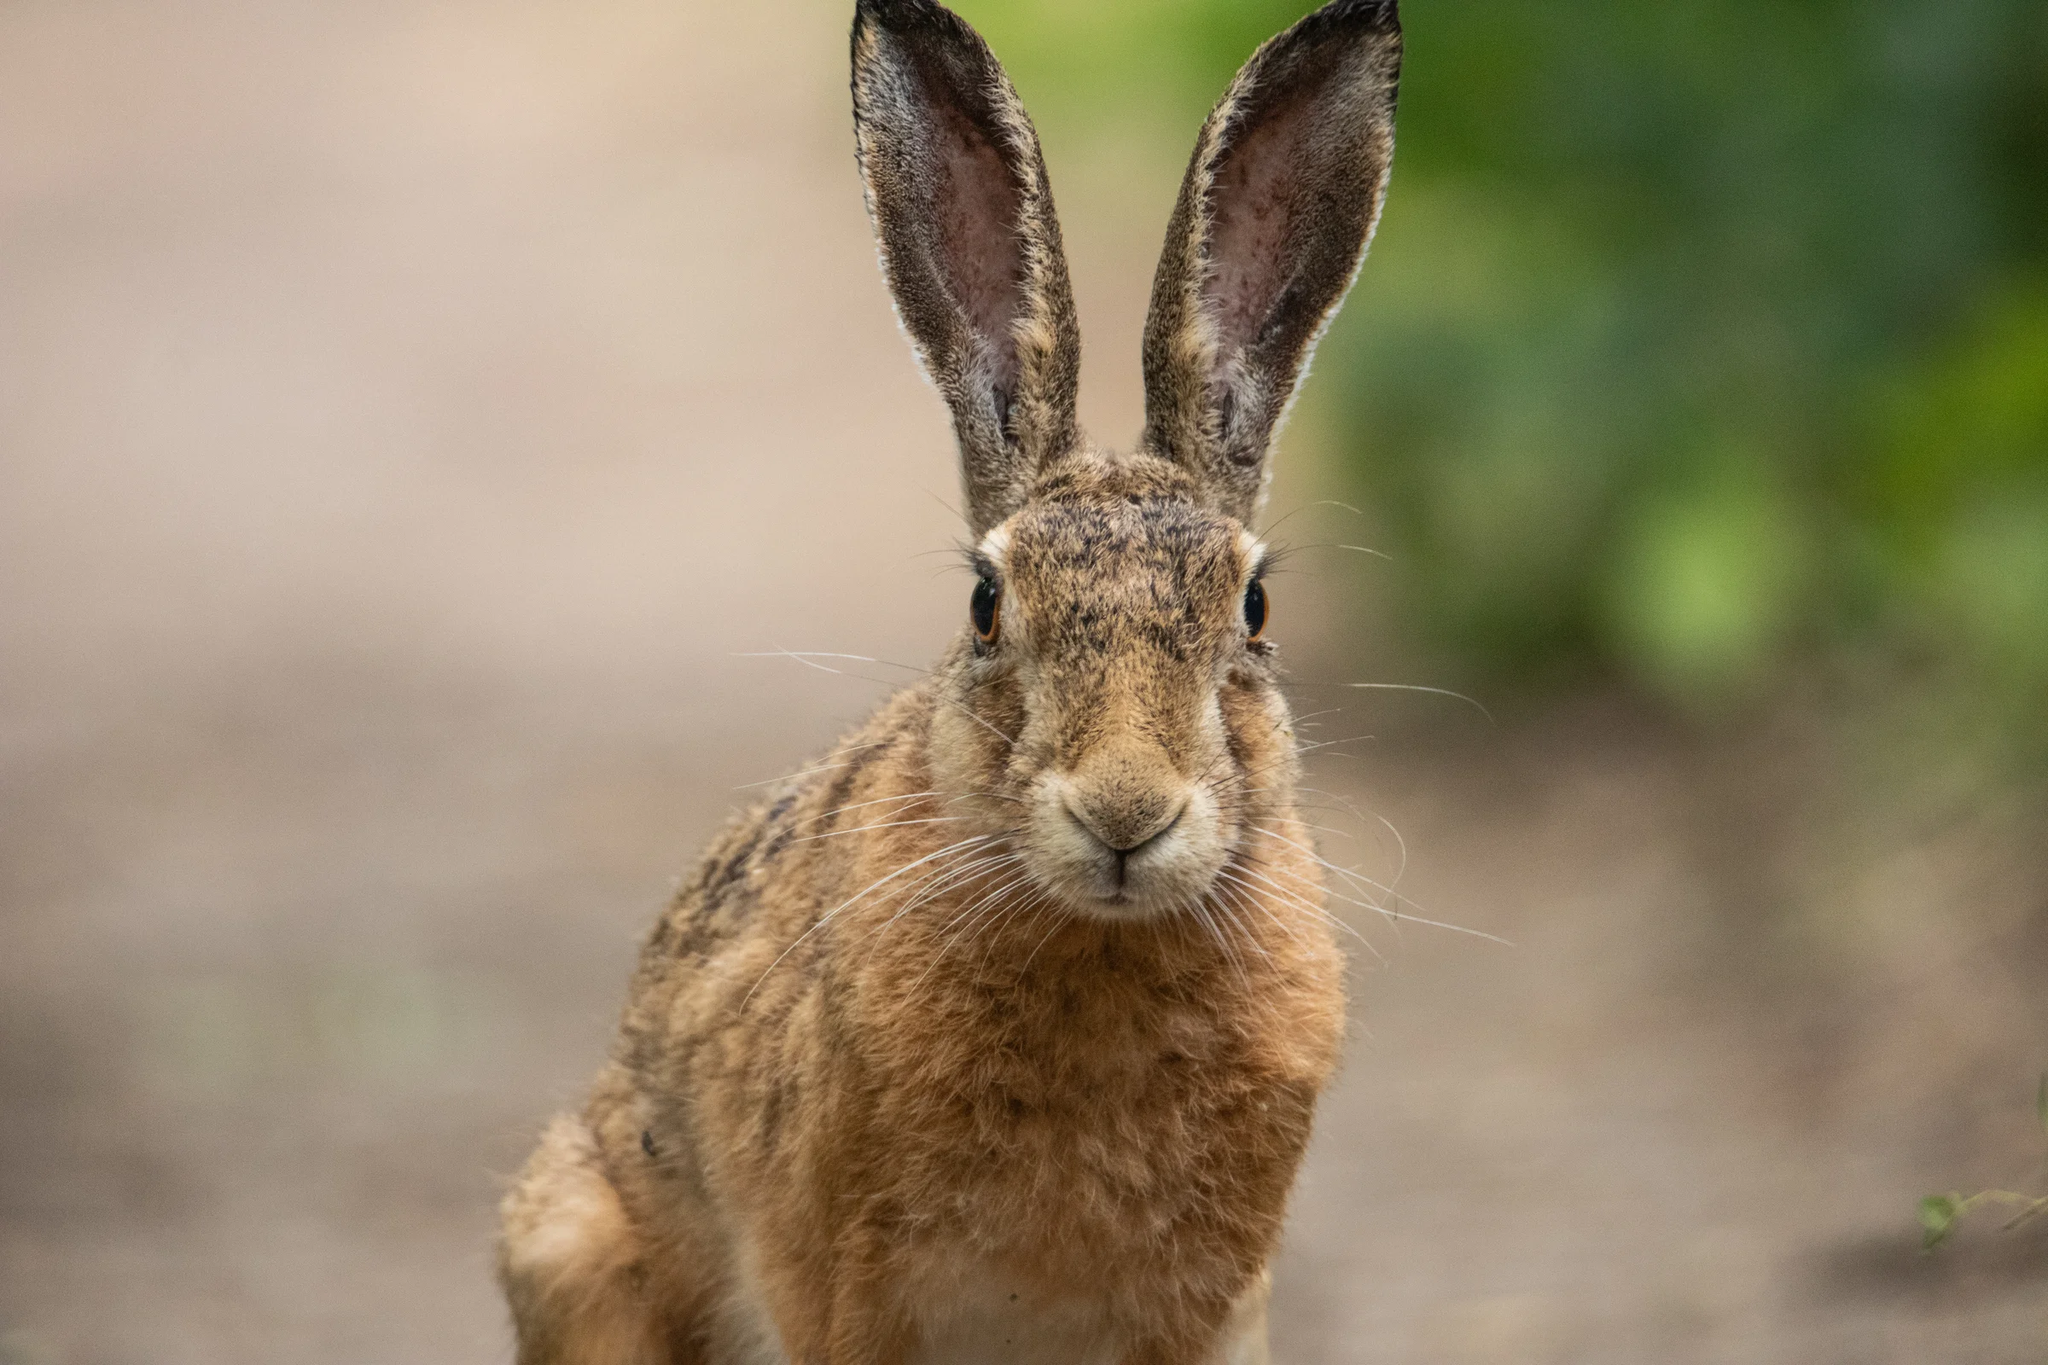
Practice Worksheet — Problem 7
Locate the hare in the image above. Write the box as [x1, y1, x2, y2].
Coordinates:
[497, 0, 1401, 1360]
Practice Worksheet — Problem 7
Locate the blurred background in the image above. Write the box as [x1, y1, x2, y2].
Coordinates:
[2, 0, 2043, 1360]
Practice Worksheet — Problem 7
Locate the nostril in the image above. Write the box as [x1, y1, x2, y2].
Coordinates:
[1130, 802, 1186, 853]
[1063, 794, 1187, 855]
[1060, 796, 1110, 848]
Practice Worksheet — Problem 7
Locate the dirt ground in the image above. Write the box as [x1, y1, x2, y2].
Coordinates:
[3, 1, 2045, 1361]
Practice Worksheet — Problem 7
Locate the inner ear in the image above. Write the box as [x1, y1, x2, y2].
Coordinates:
[932, 102, 1024, 396]
[1206, 93, 1309, 358]
[1206, 30, 1379, 377]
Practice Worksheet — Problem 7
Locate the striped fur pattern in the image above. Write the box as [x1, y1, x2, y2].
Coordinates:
[499, 2, 1402, 1361]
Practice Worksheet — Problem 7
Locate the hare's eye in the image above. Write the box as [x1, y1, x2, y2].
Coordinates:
[970, 576, 1001, 646]
[1244, 579, 1269, 642]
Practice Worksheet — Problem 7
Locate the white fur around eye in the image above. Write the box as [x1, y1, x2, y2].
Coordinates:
[1237, 529, 1267, 577]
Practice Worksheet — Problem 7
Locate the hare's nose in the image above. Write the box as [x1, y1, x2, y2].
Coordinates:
[1062, 788, 1186, 855]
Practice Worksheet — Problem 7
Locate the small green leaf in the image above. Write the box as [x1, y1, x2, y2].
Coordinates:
[1920, 1194, 1959, 1251]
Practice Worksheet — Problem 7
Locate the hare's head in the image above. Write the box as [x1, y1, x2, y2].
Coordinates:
[852, 0, 1400, 919]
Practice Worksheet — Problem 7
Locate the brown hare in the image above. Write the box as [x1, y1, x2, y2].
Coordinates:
[498, 0, 1401, 1359]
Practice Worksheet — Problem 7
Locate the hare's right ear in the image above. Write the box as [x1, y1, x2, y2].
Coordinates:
[1141, 0, 1402, 524]
[852, 0, 1081, 538]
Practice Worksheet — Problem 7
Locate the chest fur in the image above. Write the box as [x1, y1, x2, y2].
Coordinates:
[850, 937, 1333, 1295]
[892, 1252, 1275, 1365]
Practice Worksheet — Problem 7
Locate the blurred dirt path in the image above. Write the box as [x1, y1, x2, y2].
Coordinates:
[3, 2, 2043, 1362]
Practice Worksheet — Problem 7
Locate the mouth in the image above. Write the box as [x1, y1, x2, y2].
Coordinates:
[1025, 789, 1229, 921]
[1089, 806, 1181, 894]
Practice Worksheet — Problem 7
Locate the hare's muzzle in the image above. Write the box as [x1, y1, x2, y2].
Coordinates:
[1027, 739, 1228, 919]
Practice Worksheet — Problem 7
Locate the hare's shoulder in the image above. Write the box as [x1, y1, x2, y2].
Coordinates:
[641, 689, 936, 963]
[616, 691, 938, 1038]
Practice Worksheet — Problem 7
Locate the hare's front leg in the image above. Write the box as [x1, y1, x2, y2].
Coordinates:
[499, 1114, 707, 1365]
[818, 1296, 917, 1365]
[499, 1115, 665, 1363]
[1117, 1276, 1268, 1365]
[756, 1240, 916, 1365]
[1216, 1270, 1273, 1365]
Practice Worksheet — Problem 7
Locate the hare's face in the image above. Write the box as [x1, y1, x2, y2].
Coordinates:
[930, 454, 1295, 921]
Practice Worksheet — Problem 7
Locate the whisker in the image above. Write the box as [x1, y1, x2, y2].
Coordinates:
[1206, 883, 1274, 964]
[740, 833, 1000, 1010]
[1224, 855, 1372, 937]
[857, 850, 1025, 965]
[1293, 733, 1378, 756]
[1242, 835, 1402, 910]
[1017, 903, 1072, 976]
[1244, 837, 1514, 948]
[888, 850, 1020, 921]
[1370, 812, 1409, 885]
[734, 761, 850, 791]
[1246, 824, 1432, 919]
[1340, 682, 1493, 722]
[1184, 897, 1253, 991]
[916, 868, 1042, 992]
[734, 649, 931, 677]
[1367, 907, 1513, 946]
[835, 852, 1019, 972]
[731, 741, 898, 793]
[1213, 868, 1317, 948]
[1258, 498, 1363, 540]
[935, 867, 1035, 947]
[865, 849, 1016, 932]
[793, 791, 941, 831]
[1218, 872, 1375, 965]
[736, 651, 1013, 751]
[783, 815, 968, 846]
[1293, 785, 1378, 827]
[947, 700, 1019, 749]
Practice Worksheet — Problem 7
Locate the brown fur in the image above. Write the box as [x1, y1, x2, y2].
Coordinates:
[500, 2, 1401, 1360]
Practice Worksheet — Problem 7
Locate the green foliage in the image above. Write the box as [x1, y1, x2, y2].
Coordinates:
[1918, 1193, 1960, 1250]
[1920, 1075, 2048, 1252]
[957, 0, 1319, 139]
[963, 0, 2048, 715]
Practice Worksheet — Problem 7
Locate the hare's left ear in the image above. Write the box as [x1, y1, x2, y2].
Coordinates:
[1141, 0, 1402, 524]
[852, 0, 1081, 538]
